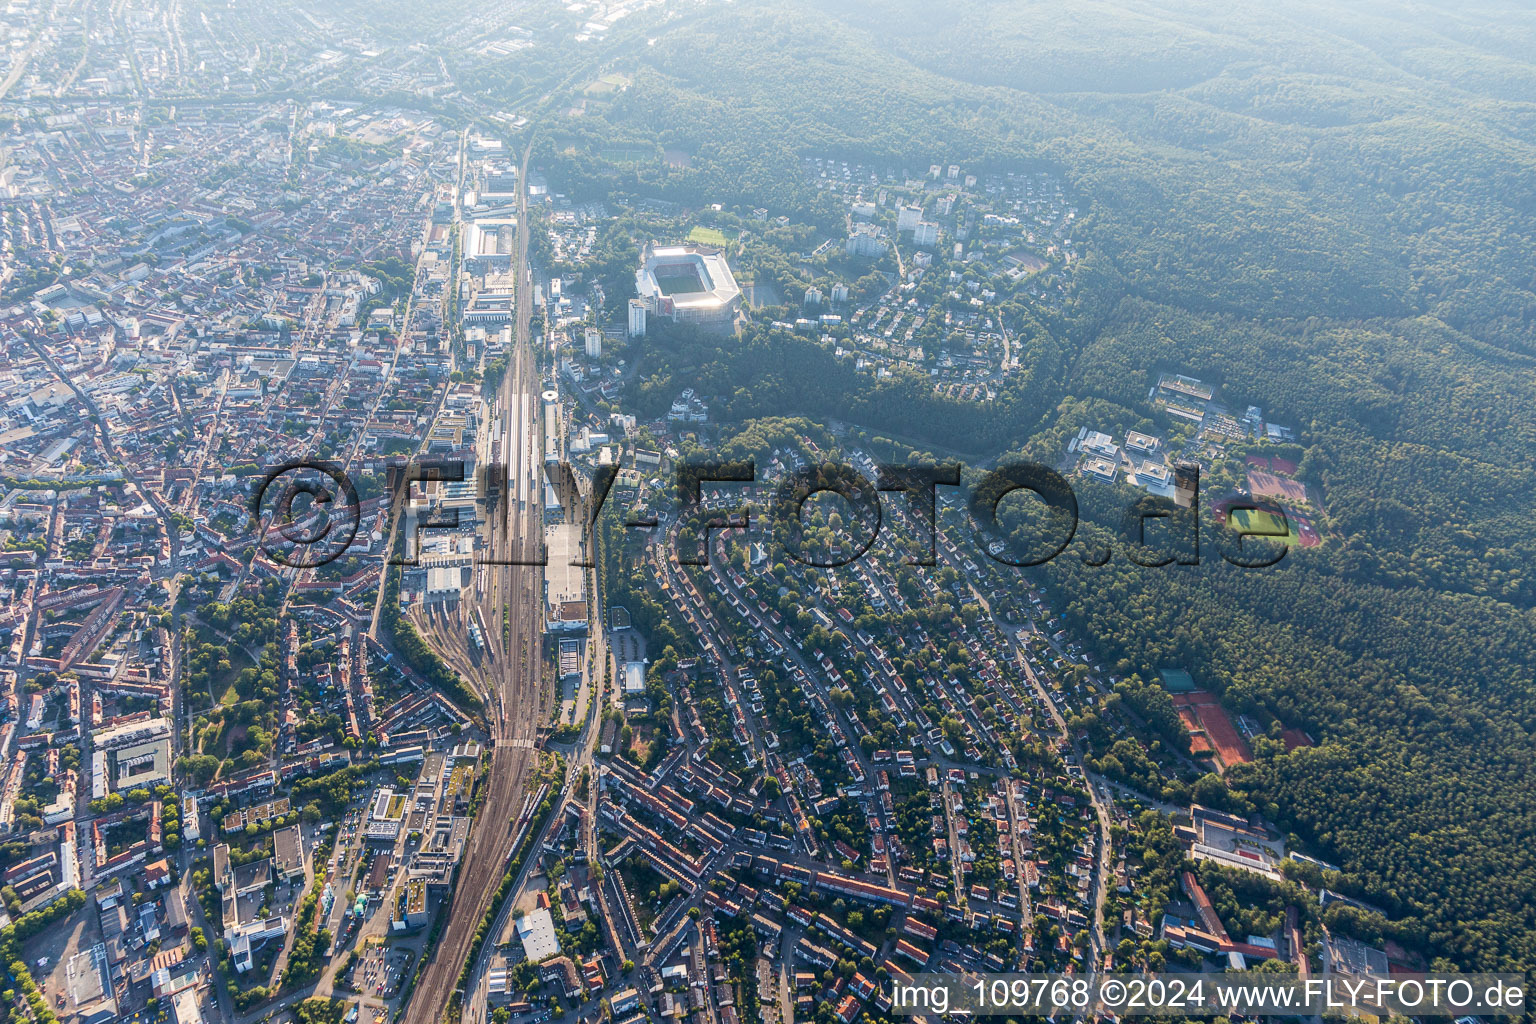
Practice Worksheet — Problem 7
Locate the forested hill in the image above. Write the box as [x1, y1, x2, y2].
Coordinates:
[827, 0, 1536, 336]
[517, 0, 1536, 973]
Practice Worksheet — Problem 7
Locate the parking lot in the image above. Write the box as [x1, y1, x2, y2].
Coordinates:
[22, 901, 102, 1018]
[351, 942, 414, 999]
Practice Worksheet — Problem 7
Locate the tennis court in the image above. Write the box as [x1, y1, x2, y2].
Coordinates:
[1172, 691, 1253, 771]
[1247, 466, 1308, 503]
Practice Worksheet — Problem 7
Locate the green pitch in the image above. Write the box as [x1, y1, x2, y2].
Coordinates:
[1229, 507, 1299, 544]
[687, 226, 731, 246]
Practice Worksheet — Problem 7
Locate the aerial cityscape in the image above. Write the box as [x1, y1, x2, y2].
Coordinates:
[0, 1, 1533, 1023]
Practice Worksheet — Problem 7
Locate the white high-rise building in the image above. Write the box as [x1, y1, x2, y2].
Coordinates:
[897, 204, 923, 233]
[846, 223, 889, 259]
[914, 221, 940, 247]
[583, 327, 603, 359]
[627, 299, 647, 338]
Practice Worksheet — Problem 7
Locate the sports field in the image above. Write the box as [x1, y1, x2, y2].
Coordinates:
[584, 72, 632, 95]
[654, 267, 706, 295]
[1227, 506, 1302, 545]
[1172, 691, 1253, 772]
[1247, 466, 1308, 502]
[687, 225, 730, 246]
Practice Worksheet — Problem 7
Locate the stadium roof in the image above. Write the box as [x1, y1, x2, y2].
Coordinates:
[637, 243, 741, 312]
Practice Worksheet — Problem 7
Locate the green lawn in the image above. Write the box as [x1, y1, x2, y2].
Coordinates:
[655, 270, 706, 296]
[1229, 507, 1300, 545]
[687, 225, 731, 246]
[212, 644, 256, 706]
[584, 73, 633, 95]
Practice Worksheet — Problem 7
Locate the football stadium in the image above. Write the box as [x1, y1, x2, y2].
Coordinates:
[634, 241, 743, 334]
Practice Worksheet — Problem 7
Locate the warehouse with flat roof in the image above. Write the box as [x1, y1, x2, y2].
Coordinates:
[544, 523, 588, 633]
[515, 906, 561, 962]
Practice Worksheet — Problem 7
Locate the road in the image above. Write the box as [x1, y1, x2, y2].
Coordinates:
[179, 368, 229, 516]
[24, 331, 183, 568]
[1002, 622, 1113, 970]
[0, 26, 43, 100]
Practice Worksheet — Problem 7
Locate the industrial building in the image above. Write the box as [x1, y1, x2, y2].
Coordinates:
[544, 522, 588, 633]
[515, 906, 561, 962]
[463, 216, 519, 273]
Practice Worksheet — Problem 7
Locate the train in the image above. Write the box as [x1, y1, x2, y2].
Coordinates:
[469, 607, 487, 654]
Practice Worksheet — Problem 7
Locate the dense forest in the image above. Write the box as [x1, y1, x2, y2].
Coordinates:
[452, 0, 1536, 976]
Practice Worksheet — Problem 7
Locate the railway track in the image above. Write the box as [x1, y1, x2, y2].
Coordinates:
[403, 137, 542, 1024]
